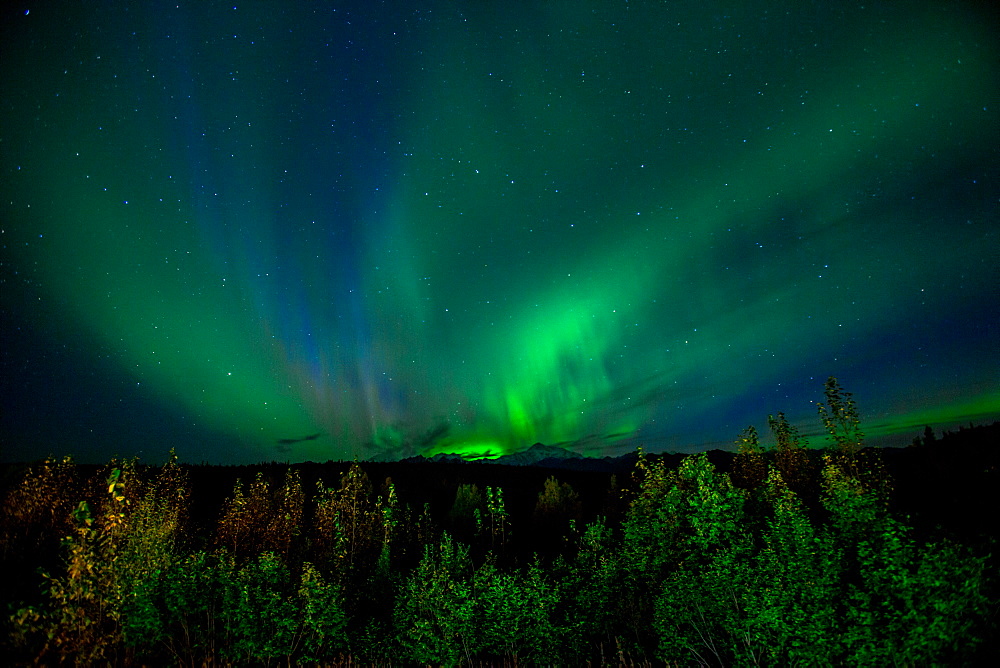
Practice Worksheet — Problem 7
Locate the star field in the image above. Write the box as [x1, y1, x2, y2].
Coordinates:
[1, 1, 997, 464]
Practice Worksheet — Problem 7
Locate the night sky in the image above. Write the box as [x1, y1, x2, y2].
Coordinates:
[2, 1, 997, 465]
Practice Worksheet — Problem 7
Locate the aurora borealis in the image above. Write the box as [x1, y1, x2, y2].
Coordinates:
[1, 1, 997, 465]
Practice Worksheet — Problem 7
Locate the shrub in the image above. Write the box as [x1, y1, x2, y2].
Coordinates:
[394, 532, 477, 666]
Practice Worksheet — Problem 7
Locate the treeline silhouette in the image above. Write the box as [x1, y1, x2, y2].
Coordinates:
[1, 379, 996, 666]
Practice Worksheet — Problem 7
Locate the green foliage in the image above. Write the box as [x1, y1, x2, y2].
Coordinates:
[621, 446, 675, 575]
[139, 550, 225, 664]
[266, 467, 305, 560]
[817, 376, 865, 463]
[556, 517, 620, 657]
[652, 448, 993, 666]
[394, 532, 566, 666]
[378, 477, 399, 552]
[111, 549, 350, 666]
[654, 466, 835, 665]
[119, 455, 187, 587]
[731, 424, 767, 490]
[484, 485, 510, 556]
[1, 456, 81, 563]
[309, 478, 349, 574]
[8, 457, 190, 664]
[769, 411, 815, 498]
[533, 476, 582, 526]
[532, 476, 582, 555]
[625, 451, 745, 567]
[621, 451, 749, 657]
[296, 562, 349, 663]
[221, 552, 294, 661]
[476, 558, 564, 664]
[215, 473, 272, 558]
[821, 458, 990, 664]
[644, 455, 756, 665]
[11, 498, 117, 664]
[677, 452, 747, 555]
[394, 532, 477, 666]
[318, 464, 381, 576]
[310, 463, 387, 626]
[415, 501, 439, 550]
[116, 487, 185, 649]
[215, 467, 304, 562]
[617, 448, 684, 640]
[654, 547, 759, 666]
[448, 483, 483, 531]
[746, 469, 842, 664]
[5, 382, 996, 665]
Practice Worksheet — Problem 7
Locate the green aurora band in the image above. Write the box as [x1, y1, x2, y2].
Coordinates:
[1, 1, 997, 463]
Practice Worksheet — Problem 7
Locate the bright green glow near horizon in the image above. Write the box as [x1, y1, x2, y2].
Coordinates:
[423, 439, 507, 461]
[866, 391, 1000, 439]
[2, 2, 997, 464]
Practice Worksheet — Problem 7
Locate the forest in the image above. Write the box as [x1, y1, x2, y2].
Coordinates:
[1, 379, 996, 666]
